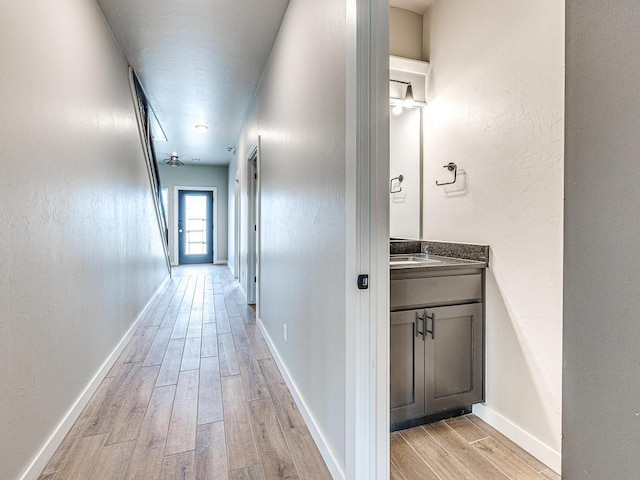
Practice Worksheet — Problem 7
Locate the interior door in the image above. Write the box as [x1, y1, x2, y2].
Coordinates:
[178, 190, 213, 264]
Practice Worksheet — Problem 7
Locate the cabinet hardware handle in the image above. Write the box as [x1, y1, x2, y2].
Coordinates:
[426, 312, 435, 339]
[416, 311, 425, 339]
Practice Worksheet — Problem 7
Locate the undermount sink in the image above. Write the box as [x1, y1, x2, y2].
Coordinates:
[390, 254, 441, 266]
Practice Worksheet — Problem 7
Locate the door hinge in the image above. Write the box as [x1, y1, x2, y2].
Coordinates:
[357, 274, 369, 290]
[254, 276, 257, 283]
[254, 173, 257, 180]
[254, 224, 257, 231]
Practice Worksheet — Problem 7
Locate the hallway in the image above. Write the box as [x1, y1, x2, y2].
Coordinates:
[38, 265, 330, 480]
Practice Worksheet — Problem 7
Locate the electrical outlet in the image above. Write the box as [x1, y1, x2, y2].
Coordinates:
[283, 324, 288, 343]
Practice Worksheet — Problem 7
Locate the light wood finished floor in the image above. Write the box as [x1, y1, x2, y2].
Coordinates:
[391, 415, 560, 480]
[39, 265, 331, 480]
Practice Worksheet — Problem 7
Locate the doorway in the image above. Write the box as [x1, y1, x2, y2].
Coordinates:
[175, 188, 215, 265]
[234, 172, 241, 279]
[247, 145, 259, 305]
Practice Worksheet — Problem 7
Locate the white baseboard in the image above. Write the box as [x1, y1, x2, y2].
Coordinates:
[256, 318, 345, 480]
[472, 403, 561, 474]
[18, 275, 171, 480]
[170, 261, 228, 267]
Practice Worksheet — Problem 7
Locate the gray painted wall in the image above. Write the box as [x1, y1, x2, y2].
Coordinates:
[0, 1, 168, 478]
[564, 1, 640, 477]
[158, 164, 229, 264]
[234, 0, 348, 473]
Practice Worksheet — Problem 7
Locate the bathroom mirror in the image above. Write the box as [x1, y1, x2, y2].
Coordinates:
[389, 105, 422, 239]
[389, 56, 429, 240]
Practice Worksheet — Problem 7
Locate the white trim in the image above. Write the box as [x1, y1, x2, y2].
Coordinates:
[18, 275, 171, 480]
[344, 0, 361, 475]
[370, 0, 391, 475]
[389, 55, 430, 75]
[246, 145, 259, 305]
[256, 318, 345, 480]
[256, 137, 261, 318]
[473, 403, 561, 474]
[344, 0, 390, 478]
[172, 186, 219, 265]
[234, 169, 241, 279]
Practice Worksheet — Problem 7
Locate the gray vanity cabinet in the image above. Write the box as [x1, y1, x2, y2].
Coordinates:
[390, 268, 485, 427]
[390, 310, 426, 421]
[424, 303, 483, 414]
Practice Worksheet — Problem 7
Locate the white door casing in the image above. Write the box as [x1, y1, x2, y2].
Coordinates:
[345, 0, 390, 478]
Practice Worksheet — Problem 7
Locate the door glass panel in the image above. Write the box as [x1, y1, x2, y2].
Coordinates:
[185, 195, 208, 255]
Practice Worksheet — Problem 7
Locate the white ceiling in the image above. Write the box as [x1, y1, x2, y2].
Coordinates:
[97, 0, 290, 166]
[389, 0, 437, 14]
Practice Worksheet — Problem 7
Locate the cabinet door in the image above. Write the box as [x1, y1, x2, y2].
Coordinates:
[390, 310, 426, 424]
[425, 303, 483, 414]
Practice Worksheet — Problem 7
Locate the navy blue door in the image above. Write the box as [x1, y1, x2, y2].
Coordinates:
[178, 190, 213, 264]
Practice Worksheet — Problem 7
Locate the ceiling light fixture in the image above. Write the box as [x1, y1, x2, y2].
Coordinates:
[195, 124, 208, 132]
[164, 154, 184, 167]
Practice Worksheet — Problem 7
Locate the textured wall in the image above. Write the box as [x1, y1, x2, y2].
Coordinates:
[158, 164, 229, 264]
[0, 1, 168, 478]
[390, 7, 424, 60]
[234, 0, 348, 472]
[422, 0, 564, 468]
[564, 1, 640, 477]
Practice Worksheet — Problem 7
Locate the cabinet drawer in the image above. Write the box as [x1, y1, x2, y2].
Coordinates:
[390, 274, 482, 309]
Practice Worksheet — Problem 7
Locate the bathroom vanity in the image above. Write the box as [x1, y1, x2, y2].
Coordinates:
[390, 240, 489, 431]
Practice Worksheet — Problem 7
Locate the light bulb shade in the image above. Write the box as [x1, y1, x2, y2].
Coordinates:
[167, 155, 184, 167]
[404, 84, 415, 107]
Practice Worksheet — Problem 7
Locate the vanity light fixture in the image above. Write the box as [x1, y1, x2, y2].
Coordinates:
[195, 124, 208, 132]
[390, 80, 422, 115]
[404, 84, 415, 108]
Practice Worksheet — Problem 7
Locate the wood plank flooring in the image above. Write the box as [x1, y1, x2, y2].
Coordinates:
[39, 265, 330, 480]
[392, 415, 561, 480]
[39, 264, 560, 480]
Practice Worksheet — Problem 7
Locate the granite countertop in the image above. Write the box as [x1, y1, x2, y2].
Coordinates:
[390, 239, 489, 272]
[390, 254, 487, 272]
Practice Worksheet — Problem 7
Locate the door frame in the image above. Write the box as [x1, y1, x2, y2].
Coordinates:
[234, 170, 241, 278]
[247, 140, 261, 311]
[173, 185, 218, 265]
[345, 0, 389, 478]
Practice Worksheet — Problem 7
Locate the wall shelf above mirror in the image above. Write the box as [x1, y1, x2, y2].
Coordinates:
[390, 55, 430, 106]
